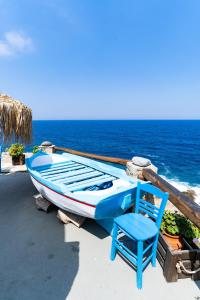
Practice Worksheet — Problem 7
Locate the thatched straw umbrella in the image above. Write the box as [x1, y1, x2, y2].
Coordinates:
[0, 93, 32, 144]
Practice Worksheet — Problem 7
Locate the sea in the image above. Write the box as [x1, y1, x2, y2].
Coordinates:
[29, 120, 200, 203]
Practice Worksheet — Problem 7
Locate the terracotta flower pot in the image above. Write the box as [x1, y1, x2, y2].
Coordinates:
[12, 154, 25, 166]
[163, 232, 183, 250]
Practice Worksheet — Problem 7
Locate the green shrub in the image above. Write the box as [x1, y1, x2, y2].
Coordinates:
[32, 145, 39, 154]
[8, 143, 24, 157]
[178, 216, 200, 240]
[161, 210, 200, 239]
[161, 210, 181, 236]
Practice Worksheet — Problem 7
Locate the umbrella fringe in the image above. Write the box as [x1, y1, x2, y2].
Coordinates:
[0, 94, 32, 144]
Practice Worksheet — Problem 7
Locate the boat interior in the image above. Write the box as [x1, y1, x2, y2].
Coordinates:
[33, 160, 118, 192]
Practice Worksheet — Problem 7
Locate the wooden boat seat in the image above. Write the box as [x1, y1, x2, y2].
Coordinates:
[35, 160, 117, 192]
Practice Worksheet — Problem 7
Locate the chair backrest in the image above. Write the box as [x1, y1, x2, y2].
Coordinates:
[135, 182, 169, 229]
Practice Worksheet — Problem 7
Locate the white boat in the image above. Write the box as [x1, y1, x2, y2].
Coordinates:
[26, 151, 140, 220]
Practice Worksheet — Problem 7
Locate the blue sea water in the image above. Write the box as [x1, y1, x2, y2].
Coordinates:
[30, 120, 200, 188]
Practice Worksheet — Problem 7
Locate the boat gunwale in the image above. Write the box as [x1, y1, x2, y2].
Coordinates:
[26, 152, 140, 208]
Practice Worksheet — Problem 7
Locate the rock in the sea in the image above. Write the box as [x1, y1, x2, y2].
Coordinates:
[132, 156, 151, 167]
[182, 189, 196, 201]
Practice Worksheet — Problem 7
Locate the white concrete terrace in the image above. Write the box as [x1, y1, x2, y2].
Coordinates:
[0, 172, 199, 300]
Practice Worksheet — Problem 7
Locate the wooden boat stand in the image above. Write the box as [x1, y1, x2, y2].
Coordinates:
[34, 194, 52, 213]
[34, 193, 85, 227]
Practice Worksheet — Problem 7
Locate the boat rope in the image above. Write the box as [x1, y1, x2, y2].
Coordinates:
[176, 260, 200, 275]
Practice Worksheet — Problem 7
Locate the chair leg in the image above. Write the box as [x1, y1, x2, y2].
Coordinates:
[136, 240, 143, 289]
[110, 223, 118, 261]
[151, 234, 159, 267]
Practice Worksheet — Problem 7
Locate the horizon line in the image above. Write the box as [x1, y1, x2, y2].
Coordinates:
[32, 119, 200, 121]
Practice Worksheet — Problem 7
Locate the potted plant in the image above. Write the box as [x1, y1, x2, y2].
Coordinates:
[161, 210, 200, 250]
[32, 145, 39, 154]
[178, 216, 200, 248]
[8, 143, 25, 165]
[161, 210, 183, 250]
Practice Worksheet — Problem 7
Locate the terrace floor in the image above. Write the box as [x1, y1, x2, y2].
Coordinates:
[0, 172, 199, 300]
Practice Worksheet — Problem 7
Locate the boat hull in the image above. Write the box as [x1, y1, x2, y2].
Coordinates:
[31, 176, 96, 218]
[27, 152, 141, 220]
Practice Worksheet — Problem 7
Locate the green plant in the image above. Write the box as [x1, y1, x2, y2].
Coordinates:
[8, 143, 24, 157]
[32, 145, 39, 154]
[161, 210, 200, 239]
[178, 216, 200, 240]
[161, 210, 181, 236]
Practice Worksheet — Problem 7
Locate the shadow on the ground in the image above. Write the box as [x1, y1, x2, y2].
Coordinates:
[195, 279, 200, 290]
[82, 218, 109, 239]
[0, 173, 79, 300]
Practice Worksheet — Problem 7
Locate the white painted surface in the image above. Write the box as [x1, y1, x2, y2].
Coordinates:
[31, 176, 96, 218]
[66, 222, 200, 300]
[0, 173, 199, 300]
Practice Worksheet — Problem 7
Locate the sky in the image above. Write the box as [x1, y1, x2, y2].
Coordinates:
[0, 0, 200, 120]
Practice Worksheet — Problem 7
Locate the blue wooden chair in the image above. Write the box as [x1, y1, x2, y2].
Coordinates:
[110, 182, 169, 289]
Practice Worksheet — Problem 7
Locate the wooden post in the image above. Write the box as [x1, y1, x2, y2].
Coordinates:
[142, 168, 200, 228]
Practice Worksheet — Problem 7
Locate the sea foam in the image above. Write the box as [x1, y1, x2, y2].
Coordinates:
[161, 175, 200, 206]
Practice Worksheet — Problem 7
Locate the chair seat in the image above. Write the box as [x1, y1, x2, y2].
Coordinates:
[115, 213, 158, 241]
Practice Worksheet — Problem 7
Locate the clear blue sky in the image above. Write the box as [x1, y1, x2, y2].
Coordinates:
[0, 0, 200, 120]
